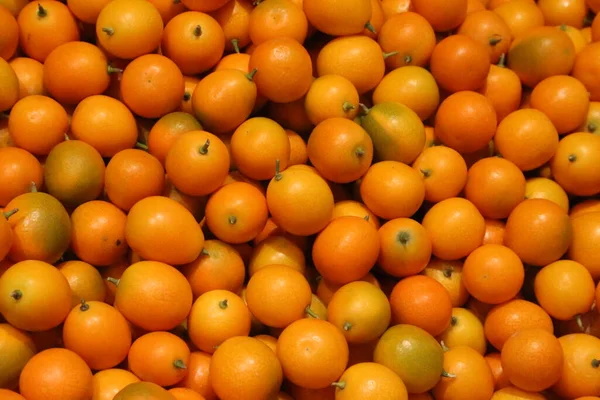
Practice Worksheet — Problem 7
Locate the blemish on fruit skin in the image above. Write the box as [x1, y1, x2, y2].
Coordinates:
[116, 239, 122, 246]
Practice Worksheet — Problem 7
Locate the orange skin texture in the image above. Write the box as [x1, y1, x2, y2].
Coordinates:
[148, 112, 203, 165]
[430, 35, 491, 93]
[210, 336, 283, 400]
[327, 281, 391, 344]
[105, 149, 166, 212]
[572, 42, 600, 101]
[210, 0, 254, 53]
[17, 1, 80, 62]
[182, 239, 246, 299]
[437, 308, 487, 355]
[412, 0, 467, 32]
[312, 216, 380, 285]
[166, 130, 230, 197]
[501, 328, 563, 392]
[231, 117, 291, 181]
[457, 10, 512, 64]
[316, 273, 380, 306]
[44, 140, 106, 209]
[121, 54, 184, 119]
[5, 192, 71, 265]
[162, 11, 225, 75]
[553, 334, 600, 399]
[67, 0, 114, 24]
[91, 369, 141, 400]
[422, 197, 486, 261]
[551, 132, 600, 197]
[484, 299, 554, 351]
[494, 108, 559, 171]
[176, 351, 217, 400]
[0, 211, 13, 261]
[182, 0, 231, 12]
[0, 6, 18, 60]
[43, 41, 112, 105]
[434, 91, 497, 154]
[0, 323, 36, 390]
[245, 265, 312, 328]
[187, 290, 252, 353]
[180, 76, 199, 115]
[19, 348, 93, 400]
[462, 244, 524, 305]
[0, 261, 71, 331]
[114, 382, 177, 400]
[524, 177, 569, 213]
[570, 199, 600, 219]
[507, 26, 576, 88]
[579, 101, 600, 133]
[287, 129, 308, 166]
[9, 57, 46, 99]
[332, 200, 380, 229]
[304, 74, 360, 126]
[128, 331, 191, 387]
[334, 362, 408, 400]
[112, 261, 193, 332]
[389, 275, 453, 337]
[267, 96, 313, 134]
[57, 260, 107, 307]
[423, 259, 470, 307]
[433, 346, 494, 400]
[266, 166, 334, 236]
[464, 157, 526, 219]
[493, 0, 544, 39]
[248, 0, 308, 45]
[62, 300, 132, 371]
[534, 260, 595, 321]
[378, 12, 437, 69]
[568, 211, 600, 280]
[205, 182, 269, 244]
[482, 219, 506, 245]
[540, 0, 587, 29]
[377, 218, 432, 278]
[504, 198, 572, 266]
[530, 75, 590, 134]
[317, 36, 385, 95]
[277, 318, 349, 390]
[96, 0, 163, 60]
[169, 388, 207, 400]
[0, 147, 43, 207]
[0, 390, 26, 400]
[249, 37, 313, 103]
[412, 145, 468, 203]
[303, 0, 371, 36]
[380, 0, 413, 19]
[8, 95, 68, 156]
[191, 69, 257, 134]
[70, 95, 138, 157]
[479, 62, 523, 122]
[360, 161, 425, 220]
[485, 353, 510, 390]
[307, 118, 373, 183]
[0, 56, 19, 112]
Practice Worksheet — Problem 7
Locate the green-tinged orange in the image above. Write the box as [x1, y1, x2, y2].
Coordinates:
[0, 323, 36, 389]
[360, 102, 425, 164]
[114, 381, 176, 400]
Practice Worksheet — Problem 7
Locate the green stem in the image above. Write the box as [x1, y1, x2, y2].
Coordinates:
[201, 248, 210, 256]
[102, 27, 114, 36]
[441, 370, 456, 378]
[107, 65, 123, 74]
[136, 142, 148, 151]
[199, 139, 210, 155]
[10, 290, 22, 301]
[331, 381, 346, 389]
[3, 209, 18, 220]
[173, 359, 187, 369]
[231, 38, 241, 54]
[358, 103, 370, 116]
[219, 299, 228, 309]
[228, 215, 237, 225]
[80, 300, 89, 311]
[305, 306, 319, 319]
[383, 51, 398, 60]
[364, 21, 376, 33]
[193, 25, 202, 37]
[592, 359, 600, 368]
[342, 101, 355, 112]
[575, 314, 585, 331]
[37, 3, 47, 17]
[106, 277, 120, 286]
[343, 322, 352, 331]
[246, 68, 258, 81]
[274, 159, 282, 181]
[30, 182, 38, 193]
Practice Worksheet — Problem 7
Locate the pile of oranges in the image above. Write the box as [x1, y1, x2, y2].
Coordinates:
[1, 0, 600, 399]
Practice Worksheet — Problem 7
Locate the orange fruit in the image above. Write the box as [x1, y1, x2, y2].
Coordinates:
[276, 318, 349, 389]
[494, 109, 559, 171]
[412, 146, 468, 203]
[423, 259, 470, 307]
[572, 42, 600, 101]
[552, 333, 600, 399]
[433, 346, 495, 400]
[378, 217, 431, 278]
[304, 74, 360, 125]
[359, 161, 425, 220]
[303, 0, 371, 36]
[482, 219, 506, 246]
[504, 198, 572, 266]
[176, 351, 216, 399]
[422, 197, 485, 261]
[374, 324, 444, 394]
[110, 261, 193, 332]
[327, 281, 391, 344]
[437, 308, 487, 355]
[412, 0, 467, 32]
[210, 336, 283, 400]
[434, 91, 497, 154]
[114, 382, 177, 400]
[551, 132, 600, 197]
[0, 323, 36, 389]
[462, 244, 524, 304]
[57, 260, 107, 307]
[524, 177, 569, 213]
[539, 0, 587, 28]
[91, 369, 141, 400]
[464, 157, 526, 219]
[501, 328, 563, 392]
[0, 6, 18, 61]
[19, 348, 93, 400]
[8, 57, 45, 100]
[96, 0, 164, 60]
[457, 9, 512, 64]
[248, 0, 308, 45]
[62, 300, 131, 371]
[249, 235, 306, 277]
[479, 55, 523, 122]
[569, 211, 600, 280]
[0, 147, 43, 207]
[484, 299, 554, 351]
[147, 112, 203, 165]
[333, 362, 408, 400]
[187, 289, 251, 353]
[307, 118, 373, 183]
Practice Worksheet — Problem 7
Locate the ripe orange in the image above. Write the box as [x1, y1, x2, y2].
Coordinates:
[412, 146, 468, 203]
[333, 362, 408, 400]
